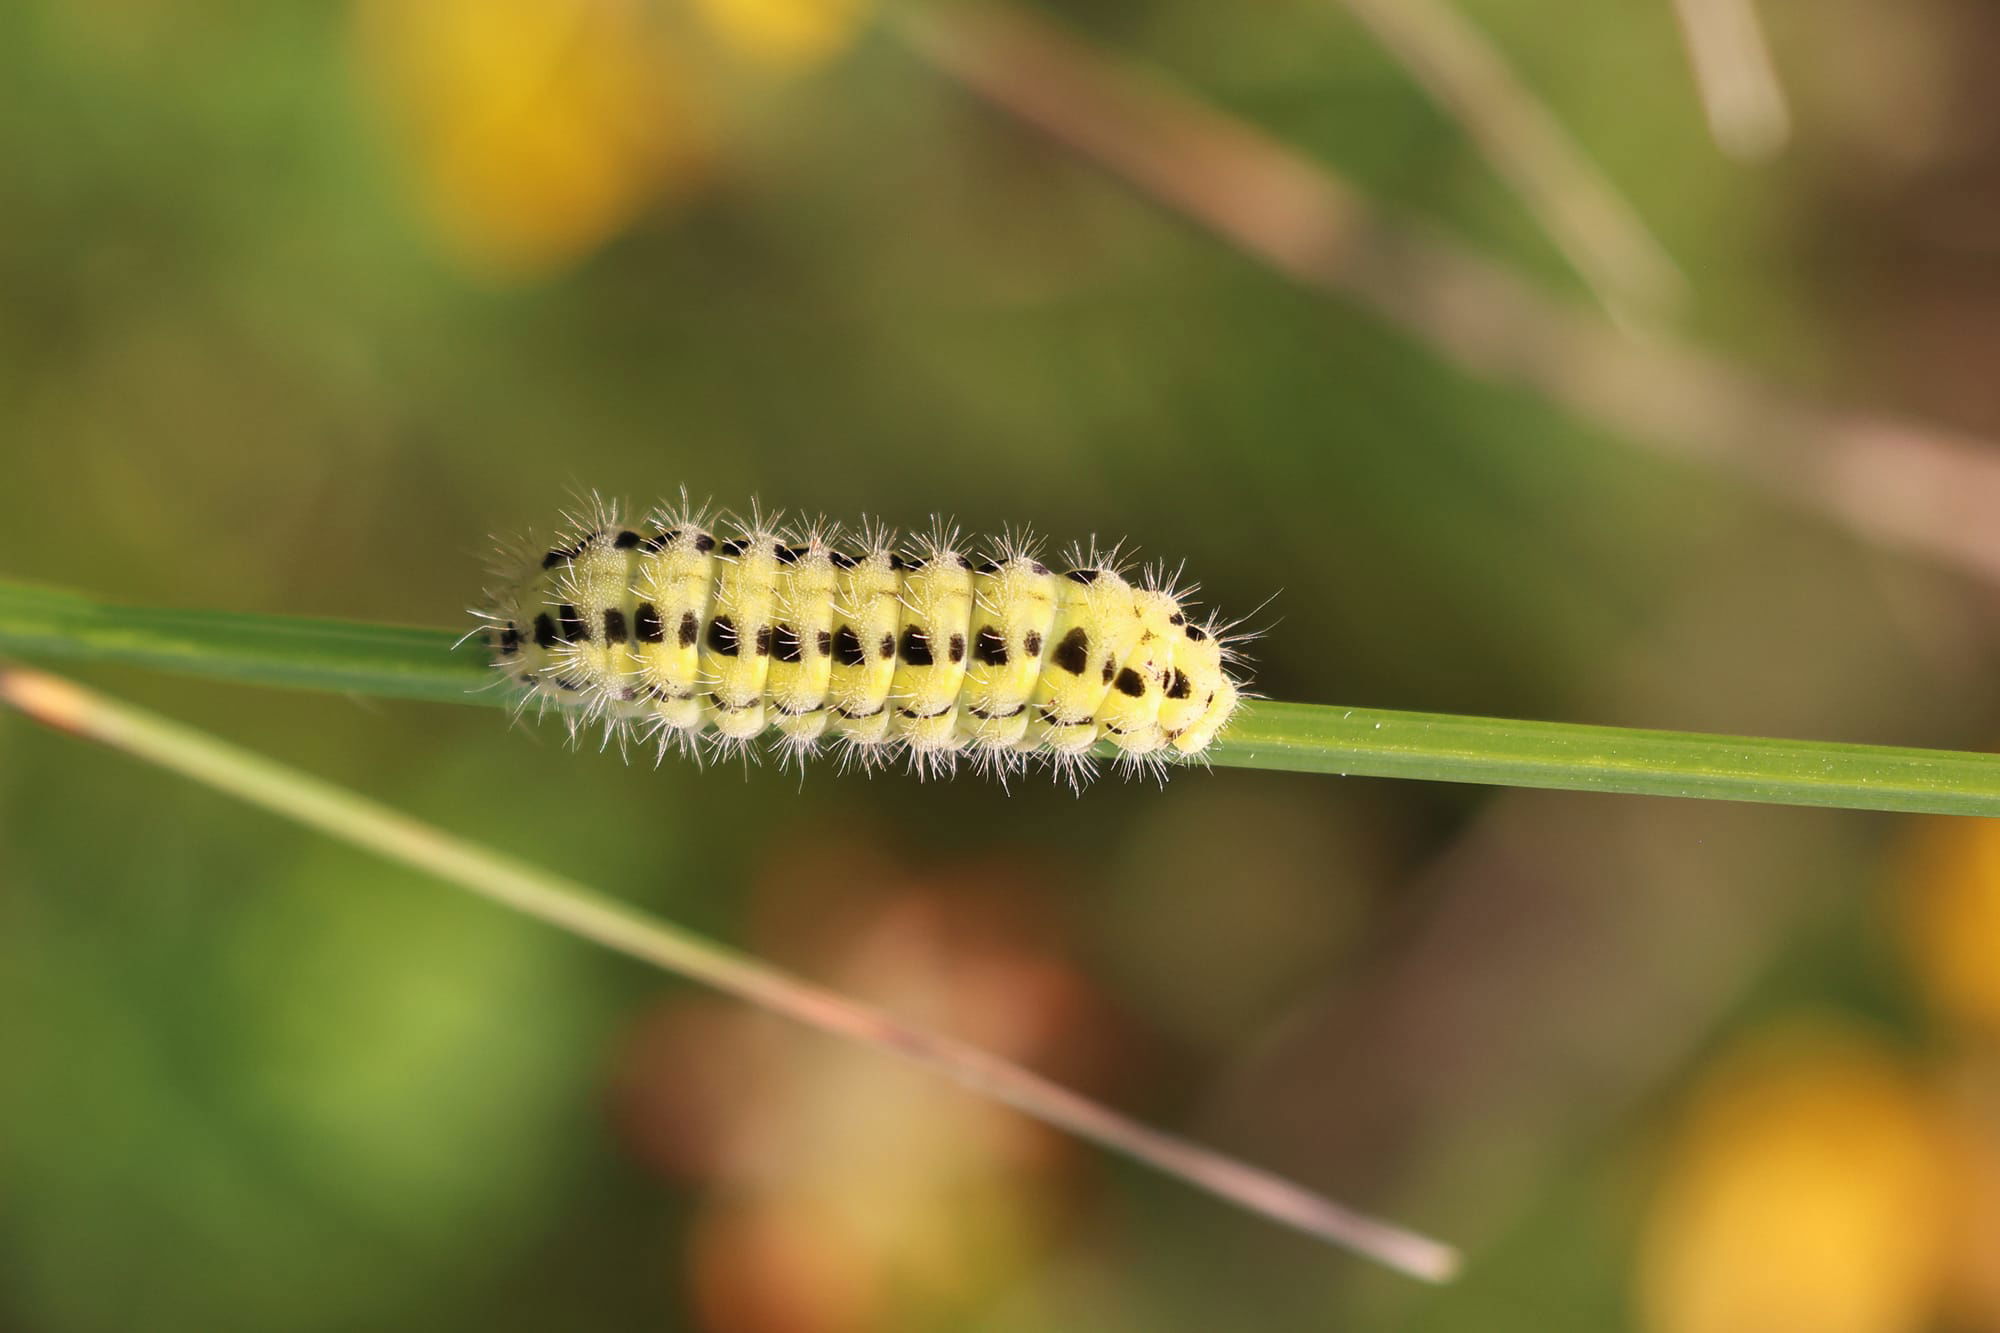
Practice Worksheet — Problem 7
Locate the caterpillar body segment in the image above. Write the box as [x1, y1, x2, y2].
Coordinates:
[825, 539, 901, 751]
[628, 524, 714, 732]
[959, 552, 1058, 754]
[482, 498, 1250, 782]
[764, 535, 838, 752]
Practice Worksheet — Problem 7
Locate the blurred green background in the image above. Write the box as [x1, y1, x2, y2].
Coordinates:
[6, 0, 2000, 1329]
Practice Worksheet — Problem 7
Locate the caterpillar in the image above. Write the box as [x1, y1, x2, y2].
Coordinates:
[477, 496, 1250, 782]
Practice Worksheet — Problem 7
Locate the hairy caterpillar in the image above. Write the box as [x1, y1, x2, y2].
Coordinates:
[477, 496, 1251, 782]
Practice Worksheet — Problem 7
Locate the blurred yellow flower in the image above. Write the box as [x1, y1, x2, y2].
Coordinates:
[1901, 814, 2000, 1040]
[1938, 1072, 2000, 1330]
[691, 0, 875, 69]
[351, 0, 711, 279]
[1638, 1023, 1950, 1333]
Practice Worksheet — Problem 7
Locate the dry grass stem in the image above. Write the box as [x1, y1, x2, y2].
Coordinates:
[0, 664, 1460, 1283]
[1335, 0, 1685, 323]
[1669, 0, 1791, 160]
[894, 3, 2000, 590]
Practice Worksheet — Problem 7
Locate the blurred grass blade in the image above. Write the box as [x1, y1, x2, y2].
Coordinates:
[8, 579, 2000, 815]
[1669, 0, 1791, 160]
[0, 664, 1459, 1282]
[1332, 0, 1685, 322]
[891, 2, 2000, 594]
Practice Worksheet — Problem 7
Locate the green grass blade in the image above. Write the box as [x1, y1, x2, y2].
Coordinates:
[1220, 702, 2000, 816]
[0, 579, 487, 703]
[5, 577, 1998, 816]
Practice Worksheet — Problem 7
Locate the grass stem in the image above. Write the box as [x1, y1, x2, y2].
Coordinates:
[6, 579, 1999, 817]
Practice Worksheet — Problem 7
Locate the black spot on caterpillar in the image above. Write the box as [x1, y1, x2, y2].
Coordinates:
[634, 603, 664, 644]
[1052, 628, 1090, 676]
[479, 495, 1252, 783]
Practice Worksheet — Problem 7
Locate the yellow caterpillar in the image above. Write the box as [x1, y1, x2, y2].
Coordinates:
[480, 497, 1249, 781]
